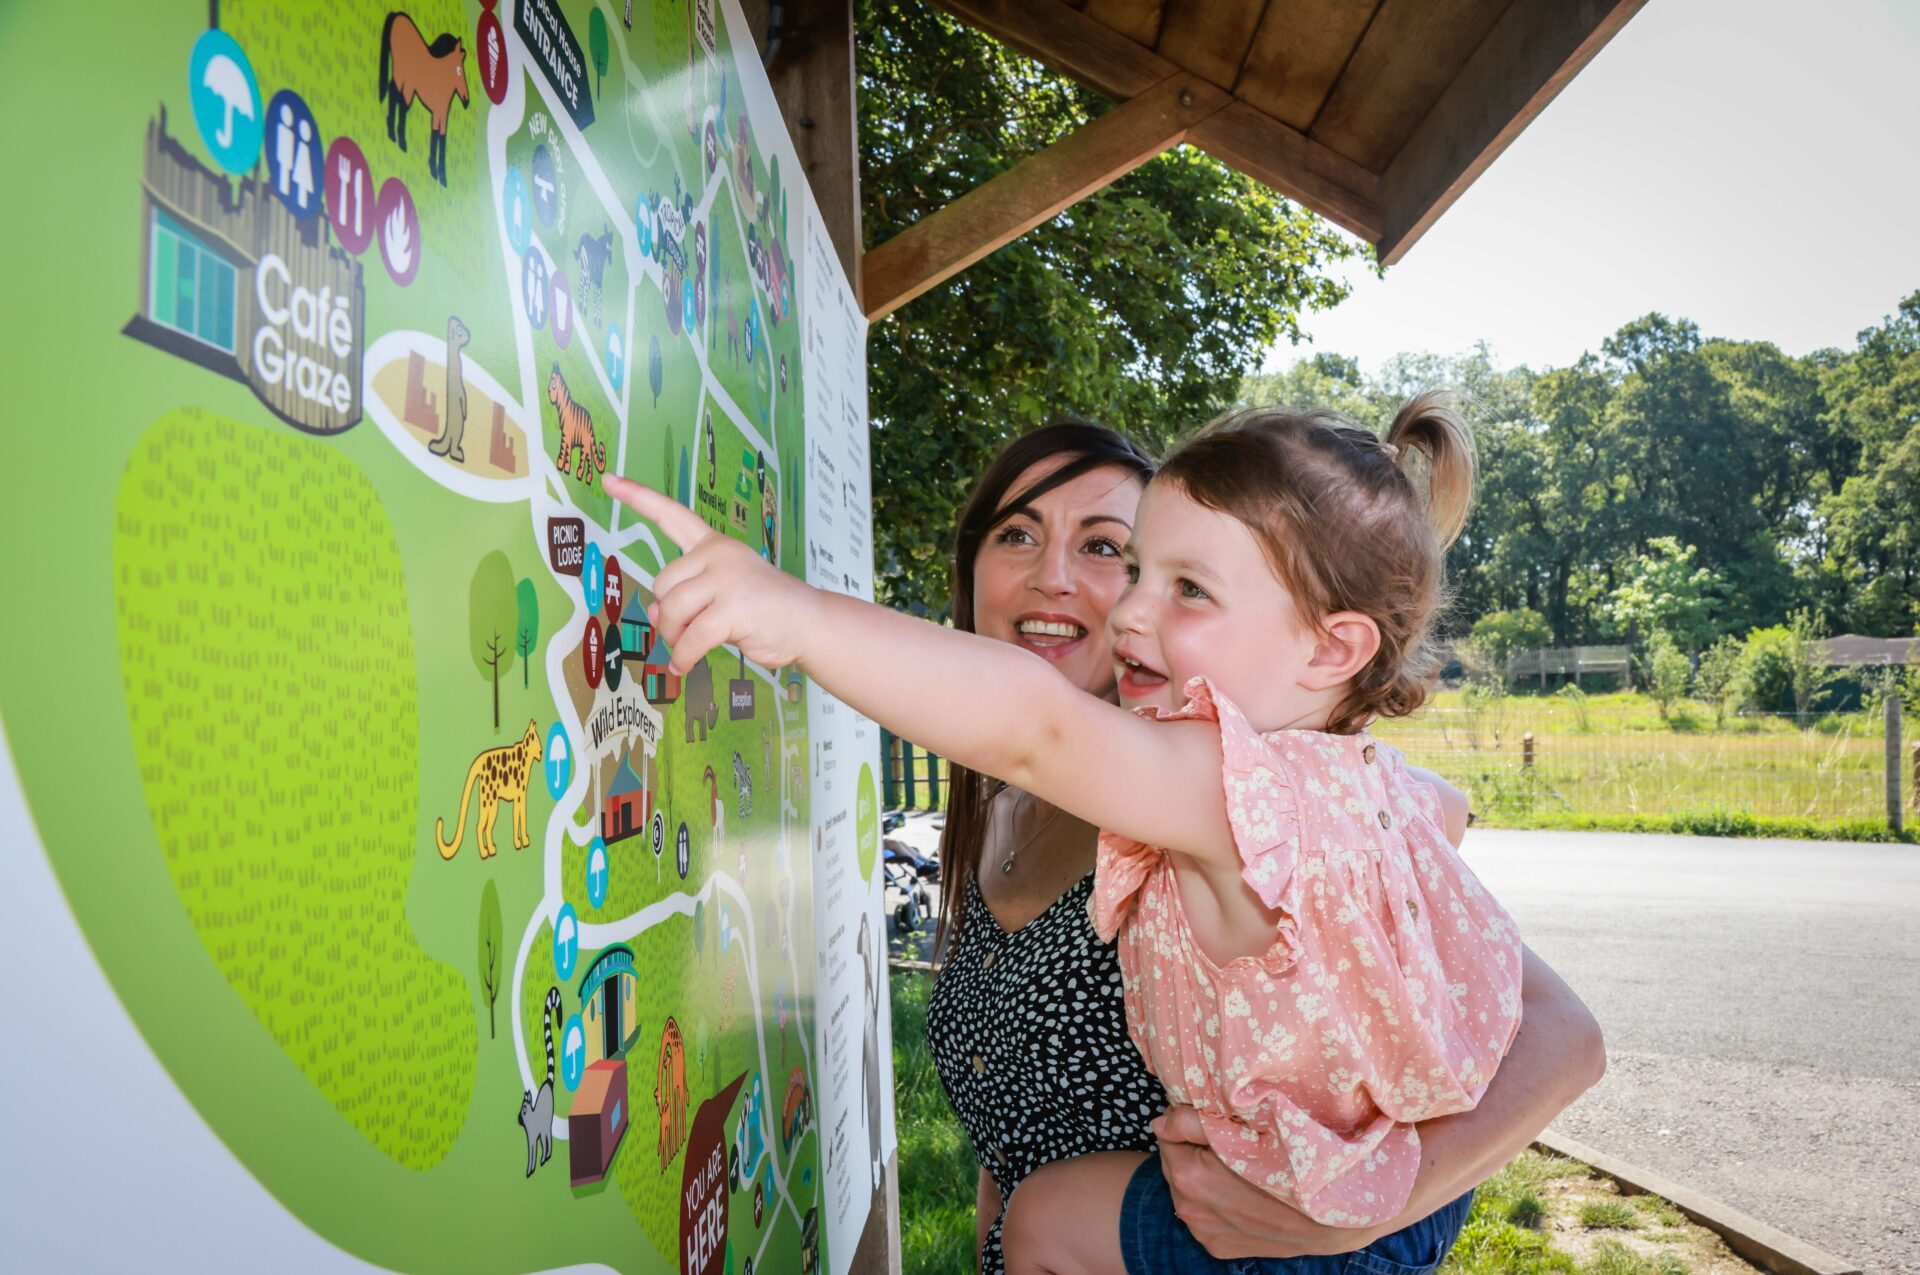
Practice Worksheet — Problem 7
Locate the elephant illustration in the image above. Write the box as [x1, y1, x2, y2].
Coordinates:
[683, 657, 719, 742]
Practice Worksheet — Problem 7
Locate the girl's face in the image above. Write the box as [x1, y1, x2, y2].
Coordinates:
[1108, 481, 1324, 730]
[970, 459, 1145, 701]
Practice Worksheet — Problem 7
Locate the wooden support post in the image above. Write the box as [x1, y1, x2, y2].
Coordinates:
[861, 72, 1232, 319]
[761, 0, 864, 302]
[924, 749, 943, 809]
[1887, 691, 1904, 836]
[881, 730, 898, 808]
[1522, 732, 1535, 770]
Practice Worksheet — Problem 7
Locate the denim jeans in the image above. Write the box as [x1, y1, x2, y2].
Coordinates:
[1118, 1155, 1476, 1275]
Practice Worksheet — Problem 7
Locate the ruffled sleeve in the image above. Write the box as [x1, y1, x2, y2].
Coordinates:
[1091, 676, 1304, 955]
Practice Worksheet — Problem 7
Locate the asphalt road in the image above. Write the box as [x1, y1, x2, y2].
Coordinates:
[1463, 828, 1920, 1274]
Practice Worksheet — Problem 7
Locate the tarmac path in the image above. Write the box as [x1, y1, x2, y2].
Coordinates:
[1465, 828, 1920, 1275]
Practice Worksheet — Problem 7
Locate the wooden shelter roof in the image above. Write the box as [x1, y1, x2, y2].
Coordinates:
[757, 0, 1646, 315]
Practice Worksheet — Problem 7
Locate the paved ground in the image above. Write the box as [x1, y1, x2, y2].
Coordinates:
[886, 818, 1920, 1272]
[1465, 828, 1920, 1275]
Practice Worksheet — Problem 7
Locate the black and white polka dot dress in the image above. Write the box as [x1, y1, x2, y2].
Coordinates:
[927, 873, 1168, 1274]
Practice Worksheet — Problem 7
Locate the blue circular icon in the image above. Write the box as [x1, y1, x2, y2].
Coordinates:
[503, 167, 532, 255]
[682, 278, 697, 333]
[746, 298, 760, 359]
[582, 541, 605, 612]
[553, 903, 580, 981]
[634, 193, 655, 259]
[263, 89, 323, 220]
[523, 247, 549, 330]
[531, 144, 558, 227]
[545, 722, 572, 798]
[561, 1012, 586, 1090]
[605, 323, 626, 392]
[586, 836, 609, 908]
[189, 29, 263, 175]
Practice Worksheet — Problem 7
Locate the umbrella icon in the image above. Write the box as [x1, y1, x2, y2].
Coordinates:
[203, 54, 255, 149]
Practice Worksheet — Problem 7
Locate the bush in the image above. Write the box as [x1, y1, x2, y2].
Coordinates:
[1693, 636, 1744, 727]
[1471, 609, 1554, 675]
[1640, 632, 1691, 720]
[1738, 624, 1798, 712]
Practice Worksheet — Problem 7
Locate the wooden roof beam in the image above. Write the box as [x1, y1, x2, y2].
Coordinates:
[1376, 0, 1648, 264]
[926, 0, 1380, 241]
[861, 72, 1231, 320]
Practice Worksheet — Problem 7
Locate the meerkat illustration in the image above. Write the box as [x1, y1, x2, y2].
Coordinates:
[428, 315, 471, 461]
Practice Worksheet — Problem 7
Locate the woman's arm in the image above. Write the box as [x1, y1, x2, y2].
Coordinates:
[1156, 944, 1605, 1258]
[976, 1169, 1002, 1268]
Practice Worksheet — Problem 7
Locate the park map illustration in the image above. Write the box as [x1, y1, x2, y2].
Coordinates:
[0, 1, 883, 1272]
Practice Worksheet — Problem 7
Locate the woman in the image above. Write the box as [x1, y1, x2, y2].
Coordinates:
[924, 422, 1606, 1273]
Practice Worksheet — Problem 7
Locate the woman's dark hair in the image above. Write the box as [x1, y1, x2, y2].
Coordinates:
[934, 420, 1157, 958]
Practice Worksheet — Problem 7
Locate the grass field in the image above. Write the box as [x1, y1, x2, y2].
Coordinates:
[1374, 690, 1915, 841]
[889, 970, 1755, 1275]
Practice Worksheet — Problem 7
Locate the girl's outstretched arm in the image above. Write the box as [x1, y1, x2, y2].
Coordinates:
[605, 476, 1237, 862]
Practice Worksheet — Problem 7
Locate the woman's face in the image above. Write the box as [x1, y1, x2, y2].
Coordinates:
[970, 458, 1145, 700]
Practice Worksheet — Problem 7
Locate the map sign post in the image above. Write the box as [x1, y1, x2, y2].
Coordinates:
[0, 2, 890, 1271]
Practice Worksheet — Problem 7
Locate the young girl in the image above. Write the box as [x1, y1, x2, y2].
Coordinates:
[605, 393, 1524, 1274]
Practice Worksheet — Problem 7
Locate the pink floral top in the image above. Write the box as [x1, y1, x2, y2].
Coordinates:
[1092, 677, 1525, 1227]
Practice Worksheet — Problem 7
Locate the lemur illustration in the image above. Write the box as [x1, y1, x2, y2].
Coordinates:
[519, 987, 561, 1177]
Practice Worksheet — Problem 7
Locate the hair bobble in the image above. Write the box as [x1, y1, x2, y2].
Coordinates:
[1380, 442, 1400, 461]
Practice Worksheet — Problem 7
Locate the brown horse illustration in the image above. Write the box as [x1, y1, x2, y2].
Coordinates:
[379, 12, 469, 187]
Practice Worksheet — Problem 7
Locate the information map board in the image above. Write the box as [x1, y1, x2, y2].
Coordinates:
[0, 2, 893, 1271]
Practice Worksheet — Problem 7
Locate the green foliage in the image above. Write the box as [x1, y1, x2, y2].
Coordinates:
[1693, 636, 1744, 727]
[1554, 683, 1593, 731]
[1579, 1199, 1641, 1230]
[1640, 631, 1692, 720]
[1579, 1240, 1687, 1275]
[892, 970, 985, 1275]
[859, 0, 1362, 615]
[1506, 1192, 1547, 1229]
[115, 409, 475, 1168]
[1472, 608, 1553, 671]
[1607, 538, 1726, 653]
[1737, 624, 1800, 713]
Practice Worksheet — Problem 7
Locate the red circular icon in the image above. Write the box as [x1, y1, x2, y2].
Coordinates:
[477, 5, 509, 106]
[324, 135, 374, 256]
[603, 555, 624, 625]
[583, 617, 603, 689]
[374, 176, 420, 287]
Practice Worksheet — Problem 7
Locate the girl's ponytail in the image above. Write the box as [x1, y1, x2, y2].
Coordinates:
[1384, 391, 1476, 548]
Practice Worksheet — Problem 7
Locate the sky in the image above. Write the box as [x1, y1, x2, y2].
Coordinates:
[1266, 0, 1920, 377]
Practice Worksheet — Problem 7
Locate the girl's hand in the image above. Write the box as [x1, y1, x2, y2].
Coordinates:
[603, 474, 821, 674]
[1153, 1106, 1392, 1257]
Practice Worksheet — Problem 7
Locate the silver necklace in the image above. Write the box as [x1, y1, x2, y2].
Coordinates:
[996, 788, 1064, 875]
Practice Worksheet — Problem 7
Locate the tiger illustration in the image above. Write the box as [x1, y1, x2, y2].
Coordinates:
[548, 364, 605, 484]
[438, 720, 544, 859]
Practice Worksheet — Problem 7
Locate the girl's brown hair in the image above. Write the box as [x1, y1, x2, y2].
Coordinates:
[1155, 391, 1475, 736]
[934, 421, 1157, 957]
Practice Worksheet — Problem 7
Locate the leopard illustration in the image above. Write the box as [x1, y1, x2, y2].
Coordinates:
[438, 720, 544, 859]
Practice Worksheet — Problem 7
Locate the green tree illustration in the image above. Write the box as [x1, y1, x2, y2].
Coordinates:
[589, 8, 609, 97]
[478, 879, 503, 1039]
[515, 577, 540, 689]
[469, 551, 517, 729]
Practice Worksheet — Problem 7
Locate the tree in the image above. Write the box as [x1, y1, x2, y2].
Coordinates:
[515, 577, 539, 689]
[649, 334, 664, 408]
[859, 0, 1362, 615]
[1605, 537, 1726, 654]
[469, 551, 517, 729]
[477, 879, 503, 1039]
[1694, 636, 1744, 728]
[589, 8, 608, 97]
[1639, 630, 1691, 721]
[1468, 609, 1551, 681]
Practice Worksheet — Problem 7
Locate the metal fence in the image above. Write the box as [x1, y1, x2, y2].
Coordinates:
[880, 731, 949, 811]
[1374, 699, 1915, 831]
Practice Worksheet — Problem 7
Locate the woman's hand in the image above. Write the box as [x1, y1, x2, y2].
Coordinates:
[1153, 1107, 1391, 1257]
[603, 474, 820, 674]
